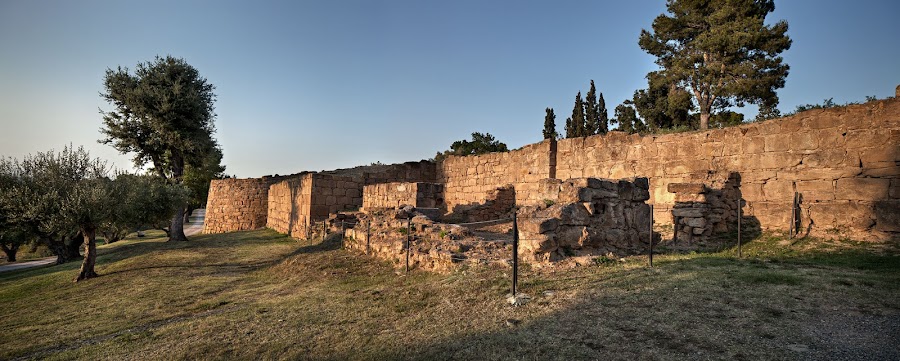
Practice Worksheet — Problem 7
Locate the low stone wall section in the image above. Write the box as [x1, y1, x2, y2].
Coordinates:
[518, 177, 657, 262]
[437, 140, 553, 211]
[362, 182, 444, 210]
[204, 177, 280, 234]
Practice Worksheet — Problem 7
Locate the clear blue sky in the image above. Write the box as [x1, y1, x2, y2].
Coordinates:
[1, 0, 898, 178]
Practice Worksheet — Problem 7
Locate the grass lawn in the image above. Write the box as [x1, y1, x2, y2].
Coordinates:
[1, 229, 898, 360]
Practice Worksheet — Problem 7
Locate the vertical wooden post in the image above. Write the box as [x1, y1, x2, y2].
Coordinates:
[340, 220, 345, 249]
[649, 205, 654, 267]
[406, 216, 411, 273]
[673, 216, 679, 244]
[306, 219, 311, 247]
[366, 220, 371, 255]
[737, 198, 742, 258]
[790, 191, 797, 239]
[512, 211, 519, 296]
[322, 220, 326, 243]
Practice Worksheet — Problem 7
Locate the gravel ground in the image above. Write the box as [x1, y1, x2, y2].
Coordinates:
[801, 313, 900, 361]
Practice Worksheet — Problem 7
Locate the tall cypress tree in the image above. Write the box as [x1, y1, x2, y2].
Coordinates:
[543, 107, 558, 140]
[584, 81, 598, 136]
[597, 92, 608, 134]
[565, 117, 575, 138]
[571, 92, 586, 137]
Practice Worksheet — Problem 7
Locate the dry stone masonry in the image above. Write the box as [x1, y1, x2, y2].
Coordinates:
[362, 182, 444, 211]
[205, 96, 900, 247]
[668, 173, 742, 246]
[517, 178, 657, 262]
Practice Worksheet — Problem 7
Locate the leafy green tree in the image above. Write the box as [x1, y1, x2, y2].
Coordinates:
[632, 72, 694, 131]
[100, 174, 189, 244]
[706, 110, 745, 128]
[1, 148, 90, 264]
[612, 103, 644, 134]
[0, 160, 35, 262]
[434, 132, 509, 162]
[182, 146, 226, 221]
[4, 146, 111, 280]
[639, 0, 791, 130]
[542, 108, 558, 140]
[100, 55, 218, 242]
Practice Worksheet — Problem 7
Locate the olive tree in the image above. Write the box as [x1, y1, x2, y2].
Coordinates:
[100, 55, 218, 242]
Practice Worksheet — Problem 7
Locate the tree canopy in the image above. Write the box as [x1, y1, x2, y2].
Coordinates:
[542, 108, 558, 140]
[639, 0, 791, 130]
[0, 145, 187, 278]
[435, 132, 509, 162]
[100, 55, 219, 241]
[632, 72, 694, 131]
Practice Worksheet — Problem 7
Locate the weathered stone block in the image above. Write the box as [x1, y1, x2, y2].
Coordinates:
[764, 133, 792, 152]
[796, 180, 835, 201]
[874, 201, 900, 232]
[672, 207, 705, 218]
[790, 132, 819, 151]
[836, 178, 890, 201]
[668, 183, 708, 194]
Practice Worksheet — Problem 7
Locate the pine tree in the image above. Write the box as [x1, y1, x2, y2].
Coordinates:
[612, 103, 642, 134]
[542, 108, 558, 140]
[639, 0, 791, 129]
[584, 81, 598, 136]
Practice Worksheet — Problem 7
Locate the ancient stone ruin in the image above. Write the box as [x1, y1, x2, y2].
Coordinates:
[517, 178, 657, 262]
[204, 97, 900, 271]
[668, 172, 743, 246]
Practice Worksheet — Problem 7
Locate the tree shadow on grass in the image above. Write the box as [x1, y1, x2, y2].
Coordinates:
[0, 229, 344, 282]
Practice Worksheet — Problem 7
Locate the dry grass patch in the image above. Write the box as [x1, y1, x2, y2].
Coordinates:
[1, 230, 898, 360]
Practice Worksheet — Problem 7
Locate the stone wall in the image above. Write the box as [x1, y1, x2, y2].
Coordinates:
[362, 182, 444, 210]
[265, 161, 439, 240]
[668, 175, 742, 246]
[518, 177, 656, 262]
[204, 177, 280, 234]
[437, 140, 553, 212]
[207, 97, 899, 241]
[555, 99, 900, 240]
[266, 174, 315, 238]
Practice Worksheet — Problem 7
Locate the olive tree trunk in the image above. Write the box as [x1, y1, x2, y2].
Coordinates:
[1, 244, 19, 262]
[168, 206, 188, 242]
[75, 227, 98, 282]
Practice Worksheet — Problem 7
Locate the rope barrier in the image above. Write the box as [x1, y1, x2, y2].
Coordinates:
[450, 218, 512, 226]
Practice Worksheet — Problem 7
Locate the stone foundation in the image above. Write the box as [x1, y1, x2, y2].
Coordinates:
[668, 173, 742, 245]
[518, 177, 658, 262]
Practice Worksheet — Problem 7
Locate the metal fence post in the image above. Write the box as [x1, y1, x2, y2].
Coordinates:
[406, 216, 412, 273]
[649, 204, 654, 267]
[306, 219, 311, 247]
[790, 191, 797, 239]
[737, 198, 742, 258]
[673, 216, 679, 244]
[512, 211, 519, 296]
[322, 220, 326, 243]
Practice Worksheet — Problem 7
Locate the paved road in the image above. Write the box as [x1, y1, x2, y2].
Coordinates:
[0, 209, 206, 273]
